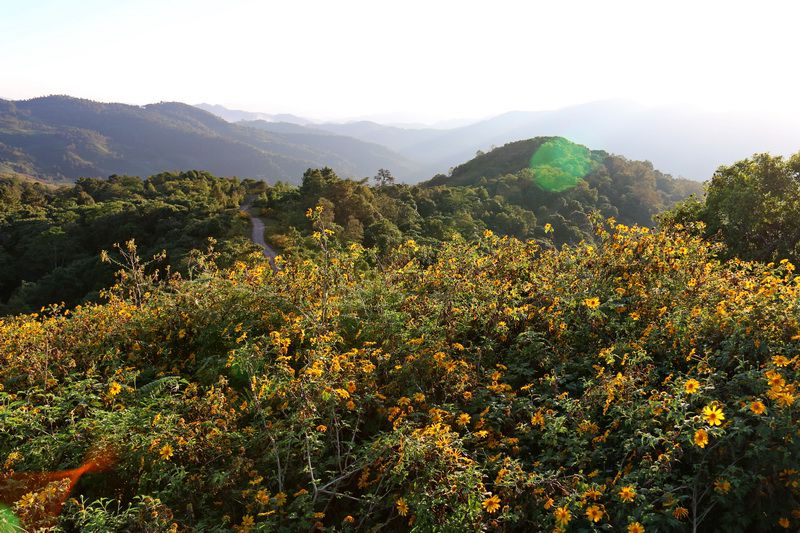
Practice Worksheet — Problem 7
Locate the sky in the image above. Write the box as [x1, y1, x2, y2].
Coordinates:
[1, 0, 799, 124]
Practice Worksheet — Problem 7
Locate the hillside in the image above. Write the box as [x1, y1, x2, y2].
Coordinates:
[2, 219, 799, 531]
[420, 137, 703, 239]
[437, 137, 702, 199]
[0, 96, 419, 183]
[0, 138, 700, 315]
[2, 147, 799, 531]
[239, 120, 418, 177]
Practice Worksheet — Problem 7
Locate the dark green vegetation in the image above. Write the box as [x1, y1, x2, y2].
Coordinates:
[2, 216, 800, 531]
[0, 96, 418, 182]
[2, 141, 800, 531]
[662, 151, 800, 263]
[259, 138, 701, 254]
[0, 171, 264, 315]
[0, 137, 702, 315]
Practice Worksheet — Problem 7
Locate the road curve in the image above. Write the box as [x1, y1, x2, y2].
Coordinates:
[241, 201, 278, 268]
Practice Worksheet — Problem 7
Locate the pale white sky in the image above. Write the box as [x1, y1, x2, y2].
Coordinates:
[1, 0, 798, 123]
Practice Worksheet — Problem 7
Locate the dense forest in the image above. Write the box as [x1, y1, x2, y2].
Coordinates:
[254, 137, 702, 254]
[4, 141, 800, 531]
[0, 171, 264, 315]
[1, 138, 701, 314]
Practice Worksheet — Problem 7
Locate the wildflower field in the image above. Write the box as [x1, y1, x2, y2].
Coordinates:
[2, 212, 799, 531]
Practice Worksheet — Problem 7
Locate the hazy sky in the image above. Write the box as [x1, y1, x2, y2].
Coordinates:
[2, 0, 799, 123]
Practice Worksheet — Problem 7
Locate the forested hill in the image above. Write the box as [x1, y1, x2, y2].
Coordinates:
[0, 171, 266, 315]
[420, 137, 703, 239]
[432, 137, 702, 201]
[0, 96, 419, 182]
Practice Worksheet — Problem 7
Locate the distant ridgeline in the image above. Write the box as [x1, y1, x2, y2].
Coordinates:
[0, 96, 419, 182]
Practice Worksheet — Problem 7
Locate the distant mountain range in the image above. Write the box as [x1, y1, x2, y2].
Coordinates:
[1, 96, 798, 184]
[0, 96, 419, 182]
[200, 100, 800, 181]
[195, 103, 314, 126]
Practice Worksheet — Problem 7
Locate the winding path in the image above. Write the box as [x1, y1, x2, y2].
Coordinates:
[241, 200, 278, 268]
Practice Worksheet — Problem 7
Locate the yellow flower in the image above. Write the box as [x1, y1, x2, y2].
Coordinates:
[702, 404, 725, 426]
[776, 391, 796, 407]
[779, 517, 790, 528]
[396, 497, 409, 516]
[583, 487, 602, 500]
[628, 522, 645, 533]
[766, 370, 785, 387]
[544, 223, 554, 234]
[483, 494, 501, 514]
[618, 485, 636, 502]
[108, 381, 122, 397]
[316, 424, 328, 432]
[457, 413, 471, 426]
[684, 379, 700, 394]
[714, 479, 731, 494]
[586, 504, 603, 522]
[750, 400, 766, 415]
[343, 515, 355, 524]
[693, 428, 709, 448]
[3, 451, 22, 469]
[584, 297, 601, 310]
[240, 514, 254, 529]
[159, 444, 174, 460]
[553, 506, 571, 525]
[530, 411, 545, 427]
[673, 506, 689, 519]
[773, 355, 791, 367]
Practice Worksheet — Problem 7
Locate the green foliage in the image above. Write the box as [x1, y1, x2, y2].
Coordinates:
[2, 214, 800, 531]
[661, 151, 800, 263]
[0, 136, 702, 316]
[427, 137, 701, 243]
[255, 140, 699, 253]
[0, 171, 262, 314]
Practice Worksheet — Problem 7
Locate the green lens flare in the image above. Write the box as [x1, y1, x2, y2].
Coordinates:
[0, 505, 21, 532]
[529, 138, 594, 192]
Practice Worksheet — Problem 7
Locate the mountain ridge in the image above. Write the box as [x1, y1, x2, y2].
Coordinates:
[0, 96, 419, 182]
[200, 100, 800, 180]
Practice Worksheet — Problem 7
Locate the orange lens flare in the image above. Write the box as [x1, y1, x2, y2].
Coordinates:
[0, 446, 117, 529]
